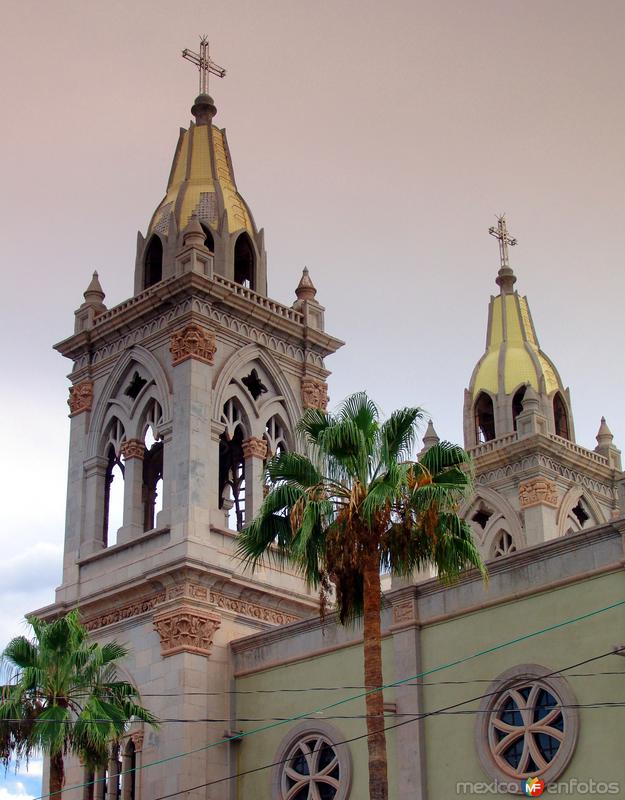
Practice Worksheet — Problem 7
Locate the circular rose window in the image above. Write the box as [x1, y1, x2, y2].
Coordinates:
[271, 722, 352, 800]
[476, 665, 578, 791]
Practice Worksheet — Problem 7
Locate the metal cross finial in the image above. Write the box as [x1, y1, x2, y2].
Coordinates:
[182, 37, 226, 96]
[488, 214, 517, 270]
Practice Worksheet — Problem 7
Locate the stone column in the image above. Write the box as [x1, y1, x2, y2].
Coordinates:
[64, 381, 93, 573]
[118, 439, 145, 544]
[242, 437, 268, 524]
[169, 323, 216, 542]
[81, 456, 109, 556]
[93, 768, 105, 800]
[519, 478, 559, 544]
[106, 745, 120, 799]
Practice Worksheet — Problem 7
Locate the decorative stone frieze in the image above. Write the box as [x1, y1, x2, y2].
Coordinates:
[82, 582, 299, 632]
[301, 378, 329, 411]
[170, 323, 216, 366]
[153, 605, 221, 658]
[68, 380, 94, 416]
[242, 436, 268, 460]
[519, 478, 558, 509]
[120, 438, 145, 460]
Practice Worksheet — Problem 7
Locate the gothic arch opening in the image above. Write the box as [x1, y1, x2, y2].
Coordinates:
[103, 444, 125, 547]
[512, 386, 526, 431]
[201, 223, 215, 253]
[218, 399, 248, 531]
[475, 393, 496, 444]
[142, 426, 163, 531]
[553, 393, 570, 440]
[144, 235, 163, 289]
[234, 232, 255, 289]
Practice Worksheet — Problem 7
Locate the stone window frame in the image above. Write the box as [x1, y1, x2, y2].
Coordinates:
[475, 664, 579, 792]
[270, 720, 352, 800]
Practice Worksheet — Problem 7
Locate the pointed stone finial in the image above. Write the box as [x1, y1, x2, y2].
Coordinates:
[521, 383, 540, 411]
[596, 417, 614, 448]
[295, 267, 317, 302]
[83, 271, 105, 306]
[420, 419, 440, 456]
[183, 212, 207, 248]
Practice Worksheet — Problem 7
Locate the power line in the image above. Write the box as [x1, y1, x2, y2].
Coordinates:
[151, 648, 618, 800]
[7, 698, 625, 726]
[31, 597, 625, 799]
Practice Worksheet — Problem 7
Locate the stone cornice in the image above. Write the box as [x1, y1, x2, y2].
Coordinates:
[473, 432, 617, 485]
[55, 272, 344, 363]
[231, 520, 624, 668]
[81, 581, 301, 633]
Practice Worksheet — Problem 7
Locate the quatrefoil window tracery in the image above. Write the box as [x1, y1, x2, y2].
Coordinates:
[281, 735, 340, 800]
[489, 681, 564, 776]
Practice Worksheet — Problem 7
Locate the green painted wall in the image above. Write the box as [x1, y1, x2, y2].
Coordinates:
[235, 636, 397, 798]
[420, 571, 625, 797]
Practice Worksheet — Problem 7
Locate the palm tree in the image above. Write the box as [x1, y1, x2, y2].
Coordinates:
[237, 392, 486, 800]
[0, 610, 157, 797]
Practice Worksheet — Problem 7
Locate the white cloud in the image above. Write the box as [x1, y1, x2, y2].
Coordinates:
[0, 782, 35, 799]
[16, 760, 43, 779]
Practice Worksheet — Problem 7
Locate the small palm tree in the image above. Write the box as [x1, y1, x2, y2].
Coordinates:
[237, 392, 485, 800]
[0, 610, 157, 797]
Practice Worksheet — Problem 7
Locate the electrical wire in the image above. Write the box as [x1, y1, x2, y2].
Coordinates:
[150, 648, 619, 800]
[30, 597, 625, 799]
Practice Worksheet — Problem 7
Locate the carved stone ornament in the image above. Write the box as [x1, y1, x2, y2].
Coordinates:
[68, 380, 94, 416]
[392, 600, 414, 624]
[519, 478, 558, 509]
[301, 378, 329, 411]
[242, 436, 268, 460]
[82, 582, 299, 632]
[130, 731, 144, 752]
[120, 438, 145, 460]
[170, 323, 217, 366]
[153, 605, 221, 658]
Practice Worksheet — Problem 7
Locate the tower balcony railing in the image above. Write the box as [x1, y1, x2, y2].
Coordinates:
[468, 431, 610, 468]
[548, 433, 609, 466]
[469, 432, 519, 458]
[212, 274, 304, 324]
[91, 273, 305, 329]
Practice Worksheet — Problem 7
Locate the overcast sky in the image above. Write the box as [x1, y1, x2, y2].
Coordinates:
[1, 3, 624, 789]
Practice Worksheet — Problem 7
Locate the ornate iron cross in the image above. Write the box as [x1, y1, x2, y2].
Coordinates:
[489, 214, 517, 269]
[182, 37, 226, 96]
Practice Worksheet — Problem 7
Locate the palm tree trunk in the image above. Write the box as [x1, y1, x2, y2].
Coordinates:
[49, 751, 65, 798]
[362, 552, 388, 800]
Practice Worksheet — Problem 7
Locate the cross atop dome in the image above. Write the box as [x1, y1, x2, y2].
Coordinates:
[182, 36, 226, 96]
[489, 214, 518, 293]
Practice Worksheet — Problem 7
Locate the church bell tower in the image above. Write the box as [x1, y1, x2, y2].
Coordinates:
[43, 41, 343, 799]
[460, 216, 622, 559]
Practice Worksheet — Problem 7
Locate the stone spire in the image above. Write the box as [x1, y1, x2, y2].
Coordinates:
[295, 267, 317, 302]
[420, 419, 440, 457]
[596, 417, 613, 449]
[75, 271, 107, 333]
[83, 271, 106, 306]
[182, 212, 206, 248]
[595, 417, 622, 470]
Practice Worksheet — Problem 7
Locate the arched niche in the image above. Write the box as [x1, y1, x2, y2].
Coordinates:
[143, 235, 163, 289]
[512, 385, 526, 431]
[200, 223, 215, 253]
[553, 392, 571, 440]
[234, 232, 255, 289]
[474, 392, 496, 444]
